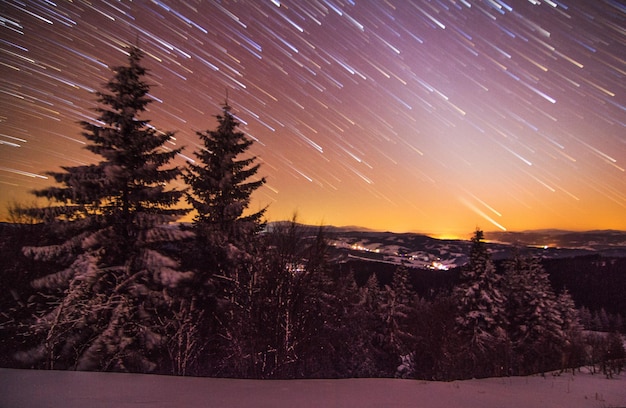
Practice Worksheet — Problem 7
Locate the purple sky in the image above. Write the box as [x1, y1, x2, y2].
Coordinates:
[1, 0, 624, 237]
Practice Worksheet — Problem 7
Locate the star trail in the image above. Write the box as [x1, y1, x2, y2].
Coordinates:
[1, 0, 624, 237]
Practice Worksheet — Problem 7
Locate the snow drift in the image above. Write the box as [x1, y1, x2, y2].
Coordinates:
[1, 368, 624, 408]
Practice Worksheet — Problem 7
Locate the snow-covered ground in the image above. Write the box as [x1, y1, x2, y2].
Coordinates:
[1, 368, 625, 408]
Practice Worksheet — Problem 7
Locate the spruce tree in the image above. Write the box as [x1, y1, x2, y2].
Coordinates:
[184, 102, 266, 247]
[555, 288, 585, 371]
[380, 264, 415, 363]
[453, 229, 508, 377]
[317, 268, 367, 377]
[181, 102, 267, 376]
[17, 47, 190, 372]
[502, 254, 565, 374]
[356, 272, 390, 376]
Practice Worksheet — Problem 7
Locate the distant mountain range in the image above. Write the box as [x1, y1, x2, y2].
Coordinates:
[299, 225, 626, 270]
[485, 229, 626, 252]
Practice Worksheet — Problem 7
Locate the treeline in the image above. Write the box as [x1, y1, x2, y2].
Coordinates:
[340, 256, 626, 334]
[0, 46, 624, 380]
[544, 255, 626, 319]
[2, 221, 624, 379]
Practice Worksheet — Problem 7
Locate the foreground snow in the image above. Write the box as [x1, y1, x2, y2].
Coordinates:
[1, 368, 624, 408]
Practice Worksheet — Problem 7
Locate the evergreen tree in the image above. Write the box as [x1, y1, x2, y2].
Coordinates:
[319, 268, 373, 378]
[16, 47, 190, 372]
[184, 102, 266, 247]
[179, 101, 267, 376]
[411, 293, 458, 380]
[502, 254, 565, 374]
[452, 229, 508, 377]
[354, 272, 392, 376]
[362, 272, 384, 313]
[380, 264, 415, 364]
[556, 289, 583, 337]
[555, 288, 585, 372]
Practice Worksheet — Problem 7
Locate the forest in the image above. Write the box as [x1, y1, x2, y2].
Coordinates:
[0, 47, 624, 380]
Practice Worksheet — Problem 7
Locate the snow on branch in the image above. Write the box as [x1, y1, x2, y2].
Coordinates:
[139, 249, 193, 287]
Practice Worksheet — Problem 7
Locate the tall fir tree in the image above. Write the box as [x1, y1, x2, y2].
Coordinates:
[181, 102, 267, 376]
[554, 288, 585, 371]
[184, 102, 266, 247]
[452, 229, 508, 377]
[502, 254, 565, 374]
[312, 267, 366, 378]
[356, 272, 390, 376]
[380, 264, 415, 364]
[183, 102, 265, 301]
[17, 46, 191, 372]
[555, 289, 582, 336]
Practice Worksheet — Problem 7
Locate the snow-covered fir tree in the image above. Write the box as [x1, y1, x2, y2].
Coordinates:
[502, 254, 566, 374]
[555, 289, 582, 335]
[353, 272, 392, 376]
[318, 268, 373, 377]
[380, 264, 415, 364]
[452, 229, 508, 377]
[361, 272, 384, 313]
[182, 100, 266, 296]
[180, 101, 267, 376]
[16, 46, 191, 372]
[184, 102, 266, 248]
[554, 288, 585, 370]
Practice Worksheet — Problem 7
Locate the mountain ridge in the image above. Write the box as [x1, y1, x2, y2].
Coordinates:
[273, 223, 626, 269]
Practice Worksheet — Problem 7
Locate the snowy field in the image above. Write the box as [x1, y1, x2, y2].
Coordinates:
[1, 368, 625, 408]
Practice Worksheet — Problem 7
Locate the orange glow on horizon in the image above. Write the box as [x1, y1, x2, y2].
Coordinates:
[1, 2, 624, 238]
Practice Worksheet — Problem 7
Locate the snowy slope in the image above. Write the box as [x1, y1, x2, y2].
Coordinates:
[1, 368, 625, 408]
[324, 228, 626, 270]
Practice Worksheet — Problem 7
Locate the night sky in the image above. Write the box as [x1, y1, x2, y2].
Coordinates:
[1, 0, 624, 238]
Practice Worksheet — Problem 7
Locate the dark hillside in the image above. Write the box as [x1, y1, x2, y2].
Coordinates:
[333, 260, 458, 300]
[333, 253, 626, 319]
[543, 255, 626, 317]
